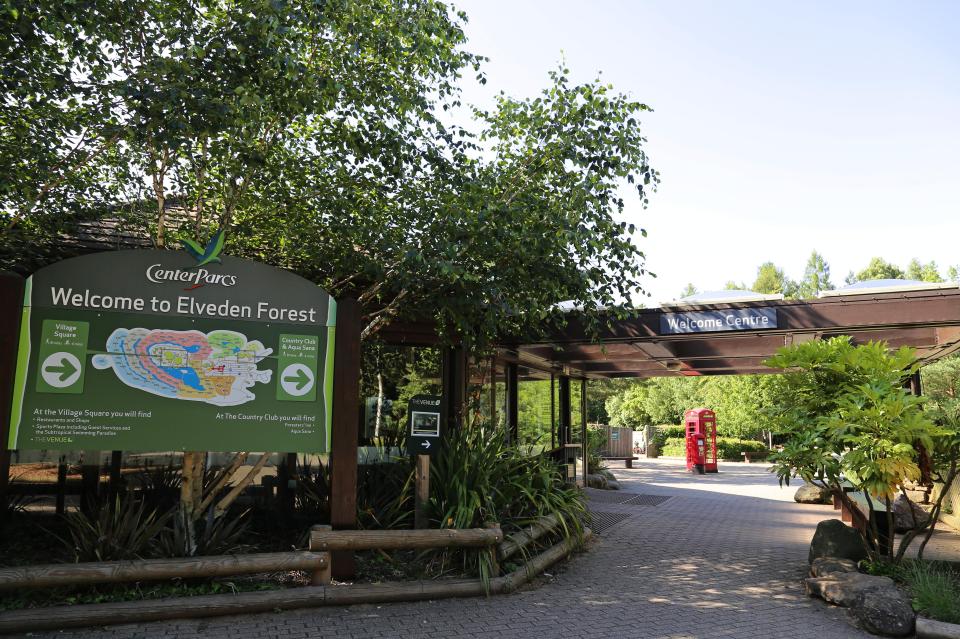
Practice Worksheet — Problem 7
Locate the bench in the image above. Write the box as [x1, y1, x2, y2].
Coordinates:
[740, 451, 771, 463]
[832, 480, 856, 511]
[841, 490, 891, 549]
[599, 456, 639, 469]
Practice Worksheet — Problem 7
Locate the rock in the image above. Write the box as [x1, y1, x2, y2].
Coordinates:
[849, 585, 915, 637]
[893, 494, 931, 533]
[810, 557, 859, 577]
[809, 519, 870, 565]
[795, 484, 833, 504]
[586, 473, 608, 489]
[606, 480, 621, 490]
[904, 488, 931, 504]
[597, 468, 616, 481]
[805, 573, 894, 606]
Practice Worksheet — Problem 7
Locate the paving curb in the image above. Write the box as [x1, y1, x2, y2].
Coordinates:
[917, 616, 960, 639]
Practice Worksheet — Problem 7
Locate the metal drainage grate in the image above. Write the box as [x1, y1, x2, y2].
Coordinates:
[584, 489, 639, 504]
[588, 510, 632, 535]
[620, 494, 672, 507]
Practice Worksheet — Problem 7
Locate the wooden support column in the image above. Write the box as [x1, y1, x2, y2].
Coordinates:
[489, 359, 497, 429]
[0, 272, 24, 519]
[909, 370, 922, 396]
[580, 380, 589, 480]
[558, 375, 571, 446]
[330, 298, 361, 579]
[505, 362, 518, 445]
[550, 374, 556, 450]
[441, 347, 466, 431]
[910, 370, 932, 485]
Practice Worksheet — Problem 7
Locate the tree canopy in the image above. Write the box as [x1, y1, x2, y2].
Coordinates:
[847, 257, 906, 283]
[797, 250, 833, 298]
[683, 251, 948, 301]
[604, 375, 782, 440]
[906, 259, 945, 283]
[752, 261, 793, 296]
[1, 0, 659, 347]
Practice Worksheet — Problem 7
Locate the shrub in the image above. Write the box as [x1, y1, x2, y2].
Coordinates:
[716, 438, 767, 459]
[157, 508, 253, 557]
[62, 495, 171, 562]
[357, 459, 414, 530]
[428, 426, 586, 584]
[903, 560, 960, 624]
[586, 426, 608, 470]
[660, 437, 686, 457]
[295, 459, 330, 522]
[659, 436, 768, 460]
[135, 462, 182, 513]
[656, 425, 685, 440]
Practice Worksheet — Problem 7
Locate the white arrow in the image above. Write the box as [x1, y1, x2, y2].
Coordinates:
[421, 440, 431, 449]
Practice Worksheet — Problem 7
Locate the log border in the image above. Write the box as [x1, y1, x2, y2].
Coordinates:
[0, 530, 590, 634]
[0, 551, 329, 591]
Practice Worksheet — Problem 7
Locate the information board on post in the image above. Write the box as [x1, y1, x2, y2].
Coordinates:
[7, 248, 336, 452]
[406, 394, 444, 456]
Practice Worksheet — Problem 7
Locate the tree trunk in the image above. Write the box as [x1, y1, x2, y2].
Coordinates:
[178, 452, 198, 556]
[374, 372, 384, 439]
[213, 453, 272, 519]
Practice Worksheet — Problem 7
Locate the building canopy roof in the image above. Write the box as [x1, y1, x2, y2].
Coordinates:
[505, 284, 960, 379]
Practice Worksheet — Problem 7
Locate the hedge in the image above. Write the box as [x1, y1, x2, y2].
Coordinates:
[659, 436, 768, 460]
[656, 425, 686, 440]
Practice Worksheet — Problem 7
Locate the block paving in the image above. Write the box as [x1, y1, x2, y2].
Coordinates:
[20, 457, 960, 638]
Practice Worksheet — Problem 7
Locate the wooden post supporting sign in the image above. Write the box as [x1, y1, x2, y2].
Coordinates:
[407, 394, 443, 529]
[0, 272, 24, 518]
[330, 298, 361, 579]
[414, 454, 430, 529]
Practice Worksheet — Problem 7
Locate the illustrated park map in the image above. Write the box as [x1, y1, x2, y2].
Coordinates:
[92, 328, 273, 406]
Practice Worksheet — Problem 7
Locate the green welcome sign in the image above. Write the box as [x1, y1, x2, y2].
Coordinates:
[7, 245, 336, 452]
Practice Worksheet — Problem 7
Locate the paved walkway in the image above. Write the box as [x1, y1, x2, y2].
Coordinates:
[20, 458, 960, 639]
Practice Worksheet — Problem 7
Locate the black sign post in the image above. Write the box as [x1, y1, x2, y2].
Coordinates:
[407, 394, 444, 529]
[407, 394, 444, 456]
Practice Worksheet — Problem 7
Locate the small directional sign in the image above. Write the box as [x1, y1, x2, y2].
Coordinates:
[279, 363, 314, 397]
[41, 352, 82, 388]
[36, 319, 88, 394]
[276, 334, 318, 402]
[407, 394, 444, 457]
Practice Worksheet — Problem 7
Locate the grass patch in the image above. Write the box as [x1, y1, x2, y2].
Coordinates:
[903, 560, 960, 624]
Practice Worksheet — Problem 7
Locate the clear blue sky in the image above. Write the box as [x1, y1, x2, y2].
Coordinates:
[451, 0, 960, 303]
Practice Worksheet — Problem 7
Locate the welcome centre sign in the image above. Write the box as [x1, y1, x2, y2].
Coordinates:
[659, 308, 778, 334]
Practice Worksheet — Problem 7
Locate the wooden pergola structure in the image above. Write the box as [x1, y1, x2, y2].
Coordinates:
[368, 286, 960, 488]
[508, 286, 960, 379]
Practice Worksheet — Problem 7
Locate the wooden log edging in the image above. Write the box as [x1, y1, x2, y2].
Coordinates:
[0, 530, 591, 634]
[309, 527, 503, 552]
[497, 514, 562, 562]
[0, 551, 329, 591]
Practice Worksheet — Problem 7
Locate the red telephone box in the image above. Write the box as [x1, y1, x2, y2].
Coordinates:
[684, 408, 718, 474]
